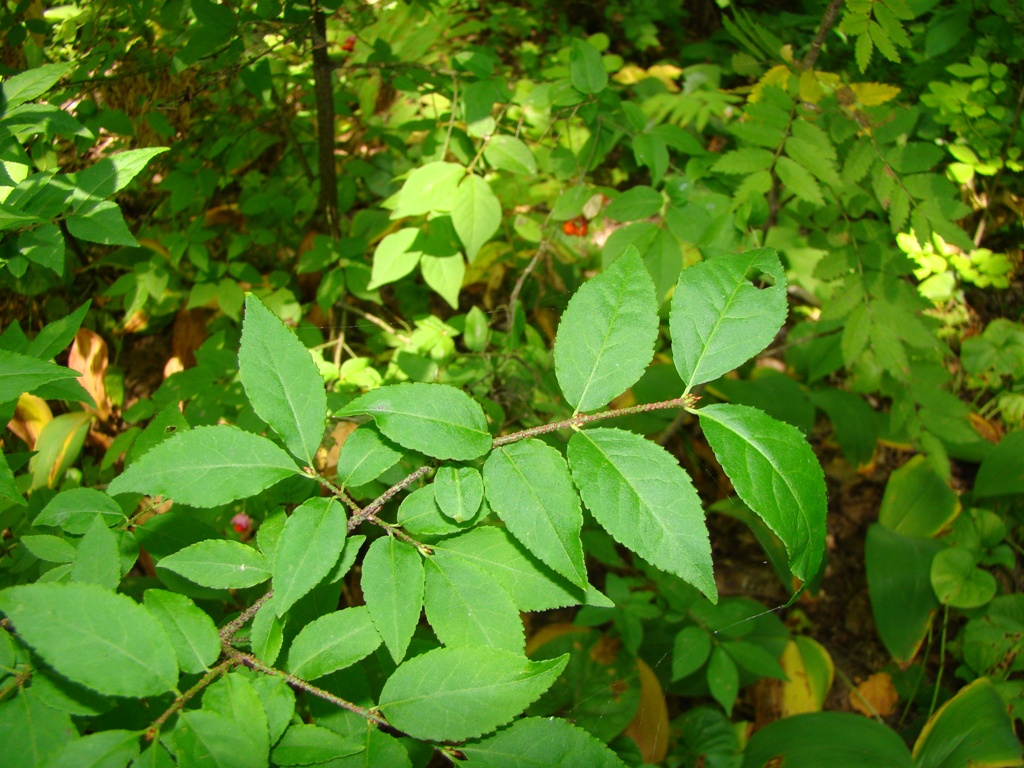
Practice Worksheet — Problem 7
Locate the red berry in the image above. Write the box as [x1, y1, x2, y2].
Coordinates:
[342, 35, 356, 52]
[563, 220, 578, 236]
[231, 513, 252, 534]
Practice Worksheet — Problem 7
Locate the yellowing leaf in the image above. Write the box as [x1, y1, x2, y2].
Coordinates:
[621, 658, 669, 764]
[779, 637, 834, 715]
[647, 64, 683, 92]
[612, 64, 647, 85]
[750, 65, 792, 101]
[850, 81, 901, 106]
[850, 672, 899, 717]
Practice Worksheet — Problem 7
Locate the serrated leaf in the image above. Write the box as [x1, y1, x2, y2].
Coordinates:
[69, 515, 120, 589]
[272, 497, 346, 616]
[106, 425, 301, 506]
[856, 31, 873, 72]
[869, 20, 900, 62]
[339, 382, 491, 461]
[27, 302, 90, 360]
[239, 294, 326, 466]
[434, 465, 484, 522]
[0, 582, 177, 697]
[201, 674, 270, 763]
[20, 534, 77, 563]
[603, 186, 663, 221]
[460, 716, 628, 768]
[34, 488, 125, 535]
[73, 148, 168, 205]
[336, 425, 403, 488]
[1, 63, 73, 110]
[570, 39, 608, 94]
[251, 598, 285, 665]
[144, 590, 220, 674]
[483, 440, 587, 588]
[286, 606, 381, 680]
[0, 349, 81, 403]
[368, 228, 422, 290]
[554, 246, 658, 413]
[436, 527, 599, 611]
[697, 403, 826, 582]
[66, 200, 138, 246]
[175, 711, 265, 768]
[424, 551, 524, 652]
[0, 689, 76, 768]
[398, 485, 479, 537]
[484, 135, 537, 175]
[568, 428, 716, 600]
[362, 537, 424, 664]
[158, 540, 271, 589]
[452, 175, 501, 263]
[712, 148, 775, 175]
[378, 646, 568, 741]
[776, 156, 824, 205]
[272, 723, 363, 765]
[670, 248, 787, 390]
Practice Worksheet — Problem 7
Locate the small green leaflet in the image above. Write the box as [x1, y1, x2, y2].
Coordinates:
[361, 536, 424, 664]
[707, 646, 739, 716]
[483, 135, 537, 175]
[273, 497, 347, 616]
[144, 590, 220, 675]
[0, 582, 178, 697]
[568, 428, 717, 601]
[424, 551, 524, 653]
[421, 253, 465, 309]
[459, 717, 628, 768]
[378, 646, 568, 741]
[603, 186, 663, 221]
[452, 174, 501, 263]
[158, 540, 271, 589]
[434, 465, 484, 522]
[339, 382, 491, 461]
[554, 246, 658, 413]
[239, 294, 327, 466]
[68, 515, 120, 589]
[483, 440, 587, 588]
[251, 599, 286, 665]
[34, 487, 125, 534]
[368, 228, 421, 290]
[697, 403, 826, 583]
[336, 425, 403, 488]
[43, 730, 141, 768]
[390, 162, 464, 218]
[27, 301, 90, 359]
[569, 39, 607, 94]
[286, 606, 382, 680]
[1, 62, 73, 109]
[72, 148, 169, 207]
[106, 425, 301, 507]
[670, 248, 787, 392]
[201, 674, 270, 763]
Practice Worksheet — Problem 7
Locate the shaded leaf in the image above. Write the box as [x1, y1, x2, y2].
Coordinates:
[287, 607, 382, 680]
[362, 536, 424, 664]
[459, 717, 627, 768]
[273, 498, 347, 616]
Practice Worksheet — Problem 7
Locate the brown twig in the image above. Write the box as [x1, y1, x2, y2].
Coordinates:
[801, 0, 845, 71]
[145, 660, 234, 741]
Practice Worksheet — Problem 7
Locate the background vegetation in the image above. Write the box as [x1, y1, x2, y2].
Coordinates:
[0, 0, 1022, 765]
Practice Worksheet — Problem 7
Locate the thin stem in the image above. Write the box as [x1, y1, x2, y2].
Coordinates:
[146, 660, 233, 741]
[337, 301, 411, 344]
[223, 647, 392, 728]
[220, 591, 274, 643]
[801, 0, 845, 71]
[311, 0, 341, 240]
[347, 465, 431, 531]
[928, 604, 950, 719]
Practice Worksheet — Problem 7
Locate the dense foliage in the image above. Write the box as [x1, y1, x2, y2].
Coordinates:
[0, 0, 1022, 766]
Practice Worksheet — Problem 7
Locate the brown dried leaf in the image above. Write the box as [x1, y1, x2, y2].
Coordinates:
[68, 329, 111, 421]
[849, 672, 898, 717]
[7, 393, 53, 450]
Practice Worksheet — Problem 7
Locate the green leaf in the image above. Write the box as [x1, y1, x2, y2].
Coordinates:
[483, 135, 537, 175]
[776, 156, 824, 205]
[878, 455, 958, 537]
[368, 228, 422, 290]
[378, 646, 568, 741]
[362, 536, 424, 664]
[603, 186, 663, 221]
[239, 293, 327, 466]
[712, 148, 775, 174]
[707, 646, 739, 716]
[672, 625, 713, 680]
[436, 527, 600, 612]
[452, 174, 501, 263]
[66, 200, 138, 246]
[483, 440, 587, 588]
[0, 690, 76, 768]
[567, 428, 716, 600]
[339, 383, 491, 461]
[459, 717, 628, 768]
[930, 548, 997, 609]
[434, 465, 484, 522]
[912, 678, 1022, 768]
[27, 301, 90, 360]
[272, 724, 364, 765]
[0, 349, 80, 403]
[20, 534, 77, 563]
[742, 712, 913, 768]
[391, 162, 465, 218]
[144, 589, 221, 674]
[201, 674, 270, 762]
[72, 148, 168, 205]
[424, 551, 524, 653]
[421, 253, 465, 309]
[286, 606, 382, 680]
[0, 582, 177, 697]
[69, 515, 120, 589]
[106, 425, 301, 507]
[670, 248, 788, 390]
[158, 540, 271, 589]
[697, 403, 826, 583]
[175, 711, 266, 768]
[974, 431, 1024, 498]
[250, 676, 295, 745]
[0, 454, 21, 506]
[43, 728, 140, 768]
[1, 63, 73, 110]
[398, 485, 480, 537]
[251, 599, 285, 665]
[570, 39, 608, 94]
[336, 425, 403, 488]
[554, 246, 658, 412]
[273, 497, 347, 616]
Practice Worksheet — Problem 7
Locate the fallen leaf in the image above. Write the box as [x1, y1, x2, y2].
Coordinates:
[68, 329, 111, 421]
[850, 671, 898, 717]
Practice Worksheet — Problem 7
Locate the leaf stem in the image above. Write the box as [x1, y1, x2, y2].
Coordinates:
[347, 464, 431, 531]
[220, 590, 274, 643]
[145, 659, 233, 741]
